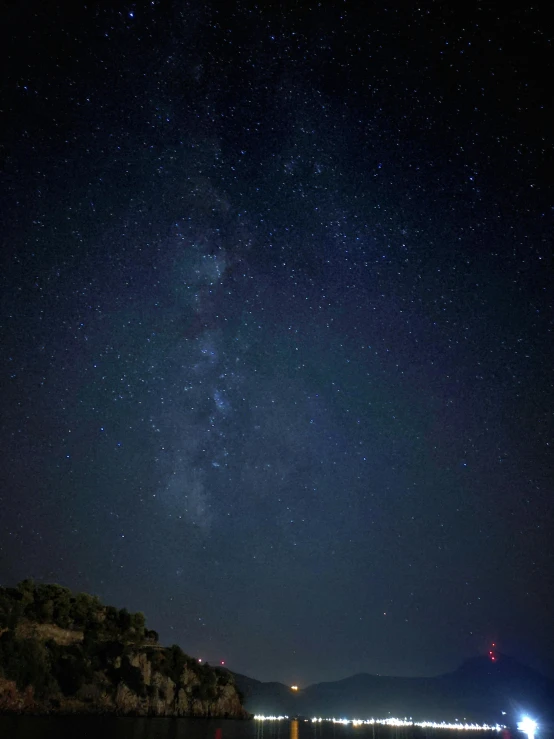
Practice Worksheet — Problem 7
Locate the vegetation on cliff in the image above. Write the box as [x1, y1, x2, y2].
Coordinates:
[0, 580, 247, 717]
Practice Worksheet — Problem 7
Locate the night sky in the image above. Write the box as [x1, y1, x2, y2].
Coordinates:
[1, 1, 553, 687]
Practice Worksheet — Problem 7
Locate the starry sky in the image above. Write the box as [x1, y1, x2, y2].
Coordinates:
[1, 1, 553, 686]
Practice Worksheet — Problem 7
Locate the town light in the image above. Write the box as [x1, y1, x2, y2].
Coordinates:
[255, 715, 504, 731]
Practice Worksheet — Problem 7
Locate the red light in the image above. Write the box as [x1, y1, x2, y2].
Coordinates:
[220, 660, 225, 666]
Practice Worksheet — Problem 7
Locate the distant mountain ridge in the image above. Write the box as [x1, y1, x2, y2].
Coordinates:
[233, 655, 554, 725]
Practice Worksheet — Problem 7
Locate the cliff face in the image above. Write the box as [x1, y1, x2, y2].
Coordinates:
[113, 653, 247, 717]
[0, 646, 248, 717]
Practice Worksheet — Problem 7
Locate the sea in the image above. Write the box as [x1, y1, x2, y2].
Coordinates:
[0, 718, 507, 739]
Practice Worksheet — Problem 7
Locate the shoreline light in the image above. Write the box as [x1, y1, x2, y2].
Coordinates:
[517, 717, 538, 739]
[254, 715, 504, 731]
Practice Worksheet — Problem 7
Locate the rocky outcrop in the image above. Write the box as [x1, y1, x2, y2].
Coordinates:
[109, 652, 247, 717]
[0, 648, 248, 717]
[15, 622, 84, 645]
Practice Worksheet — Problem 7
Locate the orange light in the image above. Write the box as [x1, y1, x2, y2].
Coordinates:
[291, 685, 298, 691]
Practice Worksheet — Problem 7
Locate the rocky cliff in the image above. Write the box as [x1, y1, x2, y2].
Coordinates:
[0, 650, 248, 716]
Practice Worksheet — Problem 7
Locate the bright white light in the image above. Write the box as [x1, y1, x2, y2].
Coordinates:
[517, 717, 538, 739]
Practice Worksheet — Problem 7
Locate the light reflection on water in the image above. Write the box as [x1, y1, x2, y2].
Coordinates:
[0, 717, 510, 739]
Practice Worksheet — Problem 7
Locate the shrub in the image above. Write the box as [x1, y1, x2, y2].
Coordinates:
[0, 631, 58, 698]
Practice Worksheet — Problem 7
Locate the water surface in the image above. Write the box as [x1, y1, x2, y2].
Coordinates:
[0, 717, 502, 739]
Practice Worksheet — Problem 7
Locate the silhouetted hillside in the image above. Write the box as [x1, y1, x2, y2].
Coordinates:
[232, 672, 295, 716]
[234, 655, 554, 725]
[440, 655, 554, 725]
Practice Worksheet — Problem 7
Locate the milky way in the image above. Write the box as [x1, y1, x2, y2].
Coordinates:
[1, 0, 552, 685]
